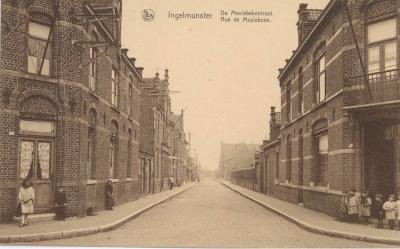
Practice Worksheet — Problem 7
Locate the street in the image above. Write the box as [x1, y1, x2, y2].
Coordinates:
[23, 179, 390, 248]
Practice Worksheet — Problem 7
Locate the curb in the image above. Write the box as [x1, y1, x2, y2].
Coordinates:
[0, 184, 194, 243]
[220, 181, 400, 246]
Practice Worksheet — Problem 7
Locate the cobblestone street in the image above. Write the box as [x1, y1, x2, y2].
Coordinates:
[23, 179, 391, 248]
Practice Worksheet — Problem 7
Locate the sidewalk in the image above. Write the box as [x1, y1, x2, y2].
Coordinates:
[220, 180, 400, 246]
[0, 183, 194, 243]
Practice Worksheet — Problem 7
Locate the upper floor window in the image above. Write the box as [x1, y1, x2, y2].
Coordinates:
[367, 18, 397, 82]
[315, 54, 326, 103]
[128, 77, 133, 117]
[28, 22, 51, 76]
[298, 67, 304, 114]
[111, 68, 119, 107]
[286, 83, 292, 121]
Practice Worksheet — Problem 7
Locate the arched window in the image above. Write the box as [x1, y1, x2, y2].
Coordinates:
[87, 109, 97, 179]
[286, 81, 292, 122]
[110, 120, 119, 178]
[312, 119, 328, 186]
[127, 129, 132, 178]
[314, 42, 326, 103]
[286, 135, 292, 183]
[298, 67, 304, 114]
[128, 76, 133, 117]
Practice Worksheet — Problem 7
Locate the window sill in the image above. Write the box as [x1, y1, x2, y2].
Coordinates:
[86, 179, 98, 185]
[125, 178, 133, 182]
[275, 182, 342, 195]
[109, 178, 119, 183]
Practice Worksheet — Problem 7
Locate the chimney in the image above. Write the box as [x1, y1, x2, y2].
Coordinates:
[269, 106, 280, 140]
[136, 67, 143, 77]
[297, 3, 321, 45]
[155, 72, 160, 81]
[164, 68, 169, 81]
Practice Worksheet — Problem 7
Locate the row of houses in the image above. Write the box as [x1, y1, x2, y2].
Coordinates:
[0, 0, 198, 222]
[229, 0, 400, 218]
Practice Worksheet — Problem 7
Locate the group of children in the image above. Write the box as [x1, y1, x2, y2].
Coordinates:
[339, 189, 400, 229]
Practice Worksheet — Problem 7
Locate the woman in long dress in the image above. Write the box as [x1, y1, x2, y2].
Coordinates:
[18, 178, 35, 227]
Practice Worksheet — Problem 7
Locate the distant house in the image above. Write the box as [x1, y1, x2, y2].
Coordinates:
[219, 142, 260, 179]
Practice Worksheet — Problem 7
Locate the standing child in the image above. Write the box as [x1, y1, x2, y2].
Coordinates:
[339, 190, 349, 222]
[18, 178, 35, 227]
[360, 192, 372, 224]
[383, 194, 396, 229]
[372, 194, 384, 229]
[54, 187, 67, 220]
[348, 189, 359, 223]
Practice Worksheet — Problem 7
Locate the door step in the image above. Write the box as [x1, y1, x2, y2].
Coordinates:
[298, 202, 304, 206]
[13, 213, 56, 223]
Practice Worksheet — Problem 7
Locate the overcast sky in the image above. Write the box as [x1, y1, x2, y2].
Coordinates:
[122, 0, 330, 170]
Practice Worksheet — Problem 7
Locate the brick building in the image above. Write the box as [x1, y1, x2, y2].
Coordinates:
[265, 0, 400, 217]
[0, 0, 143, 221]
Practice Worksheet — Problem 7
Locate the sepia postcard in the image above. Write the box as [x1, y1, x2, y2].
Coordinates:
[1, 0, 400, 248]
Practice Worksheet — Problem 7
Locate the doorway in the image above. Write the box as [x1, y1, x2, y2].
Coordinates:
[364, 121, 399, 198]
[19, 139, 54, 213]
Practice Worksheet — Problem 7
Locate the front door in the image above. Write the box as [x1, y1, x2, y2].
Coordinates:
[19, 139, 53, 213]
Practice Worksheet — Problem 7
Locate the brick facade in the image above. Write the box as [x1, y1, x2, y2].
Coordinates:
[230, 0, 400, 218]
[0, 0, 145, 222]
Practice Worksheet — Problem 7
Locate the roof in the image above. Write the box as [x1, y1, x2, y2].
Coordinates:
[278, 0, 338, 81]
[306, 9, 324, 21]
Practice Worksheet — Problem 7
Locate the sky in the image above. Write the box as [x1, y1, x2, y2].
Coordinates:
[122, 0, 330, 170]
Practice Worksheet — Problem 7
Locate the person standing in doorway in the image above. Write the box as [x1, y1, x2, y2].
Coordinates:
[18, 178, 35, 227]
[105, 180, 114, 210]
[373, 193, 384, 229]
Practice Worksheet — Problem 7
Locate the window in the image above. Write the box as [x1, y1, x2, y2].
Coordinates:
[367, 19, 396, 44]
[286, 83, 292, 121]
[20, 120, 54, 135]
[286, 136, 292, 182]
[128, 77, 133, 117]
[109, 137, 117, 178]
[298, 68, 304, 114]
[28, 22, 51, 76]
[89, 47, 97, 91]
[111, 68, 119, 107]
[275, 152, 280, 180]
[315, 134, 328, 186]
[127, 130, 132, 178]
[367, 18, 397, 82]
[87, 127, 94, 178]
[316, 54, 326, 102]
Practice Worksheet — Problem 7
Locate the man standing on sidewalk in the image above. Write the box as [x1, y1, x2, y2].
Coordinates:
[169, 175, 175, 190]
[105, 180, 114, 210]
